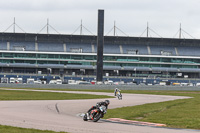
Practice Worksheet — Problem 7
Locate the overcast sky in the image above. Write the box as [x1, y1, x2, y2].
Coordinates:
[0, 0, 200, 39]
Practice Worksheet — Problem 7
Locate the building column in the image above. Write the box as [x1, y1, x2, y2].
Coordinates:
[7, 42, 10, 50]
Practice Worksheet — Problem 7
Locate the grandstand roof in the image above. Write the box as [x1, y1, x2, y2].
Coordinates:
[1, 32, 200, 47]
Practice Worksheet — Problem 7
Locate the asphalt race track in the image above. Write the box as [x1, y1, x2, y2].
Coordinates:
[0, 89, 199, 133]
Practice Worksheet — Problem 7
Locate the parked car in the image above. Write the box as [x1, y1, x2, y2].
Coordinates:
[49, 80, 57, 84]
[172, 82, 180, 86]
[104, 80, 113, 85]
[79, 81, 91, 85]
[196, 83, 200, 86]
[34, 80, 42, 84]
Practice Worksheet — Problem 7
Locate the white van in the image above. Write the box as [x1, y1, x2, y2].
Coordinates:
[1, 77, 8, 83]
[34, 80, 42, 84]
[68, 80, 78, 85]
[180, 83, 188, 86]
[49, 80, 57, 84]
[17, 78, 23, 84]
[196, 83, 200, 86]
[56, 79, 62, 84]
[27, 78, 34, 84]
[159, 82, 166, 86]
[10, 77, 15, 83]
[104, 80, 113, 85]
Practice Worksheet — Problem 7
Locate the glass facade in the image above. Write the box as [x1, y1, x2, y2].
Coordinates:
[0, 51, 199, 69]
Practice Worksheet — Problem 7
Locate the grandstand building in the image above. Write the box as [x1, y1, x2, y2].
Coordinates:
[0, 32, 200, 80]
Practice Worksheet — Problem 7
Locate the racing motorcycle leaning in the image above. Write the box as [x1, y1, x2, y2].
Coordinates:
[83, 105, 107, 122]
[116, 91, 122, 100]
[114, 88, 122, 100]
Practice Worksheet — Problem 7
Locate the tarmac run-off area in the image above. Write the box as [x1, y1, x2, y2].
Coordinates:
[0, 88, 199, 133]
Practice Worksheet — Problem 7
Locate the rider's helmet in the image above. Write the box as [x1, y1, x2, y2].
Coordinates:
[105, 100, 110, 105]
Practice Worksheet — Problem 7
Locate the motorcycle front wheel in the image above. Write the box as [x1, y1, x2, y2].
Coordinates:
[117, 94, 122, 100]
[92, 112, 102, 122]
[83, 114, 88, 121]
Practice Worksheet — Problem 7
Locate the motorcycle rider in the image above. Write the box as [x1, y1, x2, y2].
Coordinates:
[86, 100, 110, 120]
[114, 88, 121, 96]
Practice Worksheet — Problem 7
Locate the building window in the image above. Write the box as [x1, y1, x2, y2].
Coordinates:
[13, 46, 26, 51]
[70, 48, 82, 53]
[127, 50, 139, 55]
[160, 50, 172, 56]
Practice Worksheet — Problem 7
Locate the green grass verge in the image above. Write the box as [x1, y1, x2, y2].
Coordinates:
[0, 125, 66, 133]
[103, 90, 200, 129]
[0, 89, 113, 100]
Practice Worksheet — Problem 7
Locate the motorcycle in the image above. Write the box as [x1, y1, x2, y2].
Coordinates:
[83, 105, 107, 122]
[114, 88, 122, 100]
[116, 91, 122, 100]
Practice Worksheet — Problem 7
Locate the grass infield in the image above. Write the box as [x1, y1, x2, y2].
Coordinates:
[0, 89, 113, 100]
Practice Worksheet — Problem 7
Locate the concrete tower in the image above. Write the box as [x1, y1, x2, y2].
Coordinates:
[96, 9, 104, 82]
